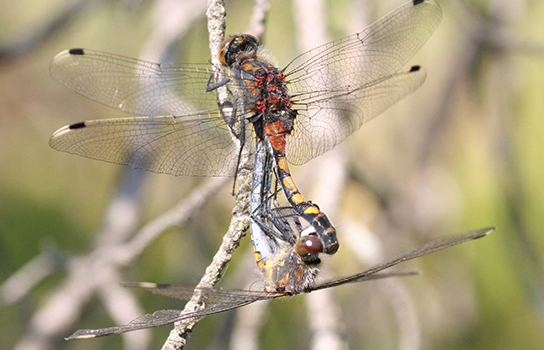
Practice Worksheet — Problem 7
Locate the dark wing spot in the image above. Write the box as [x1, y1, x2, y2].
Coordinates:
[69, 122, 86, 129]
[413, 0, 424, 6]
[409, 65, 421, 72]
[68, 48, 85, 55]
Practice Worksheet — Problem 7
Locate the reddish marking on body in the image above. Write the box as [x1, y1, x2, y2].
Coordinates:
[256, 100, 266, 112]
[265, 121, 289, 136]
[265, 121, 289, 153]
[269, 95, 280, 105]
[268, 135, 286, 153]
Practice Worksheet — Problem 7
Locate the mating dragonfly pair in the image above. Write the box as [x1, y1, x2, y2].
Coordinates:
[49, 0, 492, 339]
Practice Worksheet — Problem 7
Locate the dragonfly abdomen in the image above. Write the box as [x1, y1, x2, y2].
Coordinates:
[264, 120, 339, 255]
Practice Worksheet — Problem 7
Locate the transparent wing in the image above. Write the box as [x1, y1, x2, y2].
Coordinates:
[287, 67, 426, 164]
[67, 309, 188, 339]
[49, 48, 248, 176]
[123, 282, 279, 303]
[49, 112, 241, 177]
[67, 284, 281, 339]
[66, 225, 494, 339]
[284, 0, 442, 164]
[66, 304, 256, 339]
[50, 49, 217, 116]
[311, 227, 494, 292]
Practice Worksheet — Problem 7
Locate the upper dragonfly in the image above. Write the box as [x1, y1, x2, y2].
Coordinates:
[50, 0, 441, 253]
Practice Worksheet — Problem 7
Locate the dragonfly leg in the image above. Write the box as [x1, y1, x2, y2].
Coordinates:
[205, 75, 231, 92]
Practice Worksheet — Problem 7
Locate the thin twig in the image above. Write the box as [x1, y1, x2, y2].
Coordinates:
[159, 1, 256, 348]
[160, 154, 252, 350]
[13, 175, 228, 350]
[0, 250, 64, 306]
[139, 0, 207, 61]
[121, 177, 229, 263]
[248, 0, 270, 41]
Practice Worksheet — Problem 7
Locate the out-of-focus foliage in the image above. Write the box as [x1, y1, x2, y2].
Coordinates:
[1, 0, 543, 349]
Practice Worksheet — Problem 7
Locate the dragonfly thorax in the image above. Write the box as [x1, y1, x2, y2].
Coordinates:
[262, 244, 320, 293]
[233, 58, 293, 119]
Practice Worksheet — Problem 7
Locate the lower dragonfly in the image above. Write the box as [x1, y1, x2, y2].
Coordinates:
[67, 143, 494, 339]
[67, 224, 494, 339]
[249, 139, 324, 292]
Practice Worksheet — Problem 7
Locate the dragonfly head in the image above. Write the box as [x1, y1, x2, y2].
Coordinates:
[219, 34, 259, 67]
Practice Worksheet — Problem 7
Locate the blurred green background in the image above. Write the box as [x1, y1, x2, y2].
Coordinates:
[1, 0, 544, 349]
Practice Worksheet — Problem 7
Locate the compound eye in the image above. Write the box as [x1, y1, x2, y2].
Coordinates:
[242, 34, 258, 45]
[218, 36, 237, 66]
[295, 235, 323, 255]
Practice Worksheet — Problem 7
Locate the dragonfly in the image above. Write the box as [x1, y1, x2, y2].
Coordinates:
[67, 226, 494, 339]
[49, 0, 443, 255]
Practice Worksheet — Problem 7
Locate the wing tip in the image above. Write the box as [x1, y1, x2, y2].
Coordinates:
[475, 226, 495, 239]
[66, 330, 101, 340]
[49, 122, 86, 148]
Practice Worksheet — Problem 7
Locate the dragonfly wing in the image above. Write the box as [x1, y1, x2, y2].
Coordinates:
[124, 282, 278, 304]
[49, 113, 240, 177]
[67, 285, 280, 339]
[284, 0, 442, 164]
[66, 309, 185, 339]
[50, 49, 217, 116]
[310, 227, 494, 291]
[286, 67, 426, 164]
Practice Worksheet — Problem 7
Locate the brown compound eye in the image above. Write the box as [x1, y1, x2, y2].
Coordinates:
[218, 36, 236, 66]
[295, 235, 323, 255]
[218, 34, 259, 67]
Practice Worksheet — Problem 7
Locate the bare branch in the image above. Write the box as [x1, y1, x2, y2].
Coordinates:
[13, 175, 228, 350]
[160, 154, 252, 349]
[206, 0, 230, 106]
[139, 0, 207, 61]
[159, 2, 256, 348]
[0, 250, 63, 306]
[248, 0, 270, 41]
[120, 177, 229, 263]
